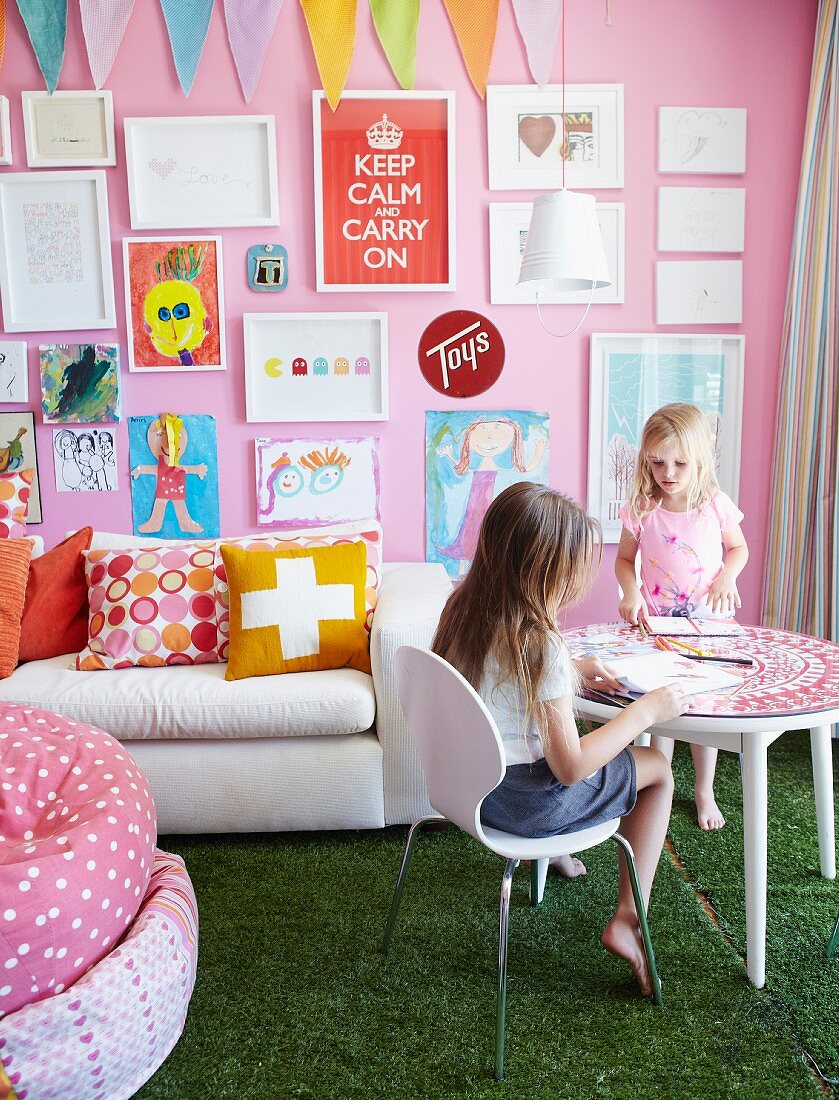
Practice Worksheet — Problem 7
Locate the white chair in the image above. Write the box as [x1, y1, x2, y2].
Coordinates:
[382, 645, 663, 1081]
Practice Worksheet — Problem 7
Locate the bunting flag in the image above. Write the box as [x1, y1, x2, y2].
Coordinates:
[0, 0, 6, 75]
[369, 0, 419, 90]
[299, 0, 357, 111]
[511, 0, 562, 87]
[159, 0, 215, 96]
[223, 0, 285, 103]
[80, 0, 137, 88]
[15, 0, 67, 93]
[441, 0, 498, 98]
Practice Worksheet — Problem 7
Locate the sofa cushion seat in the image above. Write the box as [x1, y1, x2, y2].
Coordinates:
[0, 656, 375, 741]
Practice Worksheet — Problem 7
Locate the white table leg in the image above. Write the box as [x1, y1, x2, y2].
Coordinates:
[810, 724, 836, 880]
[741, 733, 770, 988]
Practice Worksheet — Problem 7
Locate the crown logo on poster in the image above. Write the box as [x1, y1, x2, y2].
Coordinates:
[366, 114, 403, 150]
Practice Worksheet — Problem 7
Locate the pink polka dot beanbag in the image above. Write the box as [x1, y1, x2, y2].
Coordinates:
[0, 705, 157, 1020]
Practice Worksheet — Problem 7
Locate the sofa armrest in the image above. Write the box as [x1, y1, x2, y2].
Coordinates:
[371, 563, 452, 825]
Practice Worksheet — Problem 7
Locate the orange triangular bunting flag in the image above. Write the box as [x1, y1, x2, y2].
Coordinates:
[299, 0, 357, 111]
[442, 0, 498, 98]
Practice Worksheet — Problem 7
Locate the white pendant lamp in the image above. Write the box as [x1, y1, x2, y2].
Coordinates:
[516, 0, 612, 336]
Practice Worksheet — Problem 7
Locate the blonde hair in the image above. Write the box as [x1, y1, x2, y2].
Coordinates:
[432, 482, 601, 745]
[624, 403, 718, 523]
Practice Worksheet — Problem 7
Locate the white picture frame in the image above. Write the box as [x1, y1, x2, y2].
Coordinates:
[124, 115, 279, 229]
[656, 260, 743, 325]
[0, 97, 12, 166]
[489, 202, 624, 304]
[658, 107, 747, 174]
[588, 333, 745, 542]
[0, 341, 28, 402]
[23, 90, 116, 167]
[244, 312, 388, 422]
[657, 187, 746, 252]
[487, 84, 624, 190]
[0, 170, 116, 332]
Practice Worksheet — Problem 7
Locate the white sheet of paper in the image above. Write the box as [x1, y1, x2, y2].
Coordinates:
[656, 260, 743, 325]
[657, 187, 745, 252]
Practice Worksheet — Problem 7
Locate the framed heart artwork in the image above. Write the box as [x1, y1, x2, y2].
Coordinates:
[486, 85, 624, 190]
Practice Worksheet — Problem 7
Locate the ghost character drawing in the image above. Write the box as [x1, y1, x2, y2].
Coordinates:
[312, 357, 329, 376]
[266, 452, 304, 513]
[333, 357, 350, 376]
[354, 356, 371, 375]
[292, 358, 308, 377]
[143, 245, 212, 367]
[300, 446, 351, 494]
[131, 413, 208, 534]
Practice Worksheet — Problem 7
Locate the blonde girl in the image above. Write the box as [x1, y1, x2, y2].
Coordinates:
[433, 482, 686, 996]
[615, 403, 748, 831]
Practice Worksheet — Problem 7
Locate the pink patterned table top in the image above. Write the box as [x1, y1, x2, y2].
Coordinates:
[565, 623, 839, 719]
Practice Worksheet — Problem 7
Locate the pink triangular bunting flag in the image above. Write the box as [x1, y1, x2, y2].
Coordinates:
[80, 0, 137, 88]
[511, 0, 562, 86]
[223, 0, 285, 103]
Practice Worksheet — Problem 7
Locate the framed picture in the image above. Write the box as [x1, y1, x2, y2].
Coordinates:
[40, 343, 121, 423]
[0, 170, 116, 332]
[255, 436, 381, 528]
[0, 97, 12, 166]
[658, 187, 745, 252]
[588, 333, 745, 542]
[486, 84, 624, 190]
[489, 202, 624, 304]
[658, 107, 747, 174]
[0, 410, 42, 523]
[656, 260, 743, 325]
[426, 410, 550, 580]
[53, 426, 118, 492]
[22, 91, 116, 167]
[0, 342, 28, 402]
[123, 237, 226, 373]
[124, 115, 279, 229]
[313, 90, 455, 292]
[244, 312, 388, 422]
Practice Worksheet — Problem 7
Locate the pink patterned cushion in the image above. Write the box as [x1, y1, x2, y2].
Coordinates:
[215, 521, 382, 661]
[0, 469, 33, 540]
[77, 544, 219, 670]
[0, 849, 197, 1100]
[0, 705, 157, 1020]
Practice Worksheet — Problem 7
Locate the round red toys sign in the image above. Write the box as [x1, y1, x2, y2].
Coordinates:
[418, 310, 505, 397]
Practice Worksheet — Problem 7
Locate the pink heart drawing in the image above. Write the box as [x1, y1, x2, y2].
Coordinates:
[74, 1015, 87, 1027]
[68, 1000, 81, 1011]
[88, 1050, 100, 1062]
[148, 156, 176, 180]
[518, 116, 557, 158]
[80, 1032, 93, 1044]
[132, 974, 141, 986]
[92, 1066, 103, 1077]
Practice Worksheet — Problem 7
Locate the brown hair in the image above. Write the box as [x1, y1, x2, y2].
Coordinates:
[432, 482, 601, 741]
[625, 402, 719, 523]
[453, 418, 526, 475]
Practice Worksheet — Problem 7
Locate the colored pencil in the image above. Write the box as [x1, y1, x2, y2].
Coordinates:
[666, 637, 707, 657]
[683, 654, 754, 667]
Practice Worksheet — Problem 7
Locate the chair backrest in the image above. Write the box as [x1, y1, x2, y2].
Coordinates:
[395, 645, 506, 841]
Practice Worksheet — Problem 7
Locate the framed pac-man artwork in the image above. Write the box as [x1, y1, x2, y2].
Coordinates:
[243, 312, 388, 423]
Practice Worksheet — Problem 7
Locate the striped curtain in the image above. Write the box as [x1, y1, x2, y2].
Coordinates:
[762, 0, 839, 638]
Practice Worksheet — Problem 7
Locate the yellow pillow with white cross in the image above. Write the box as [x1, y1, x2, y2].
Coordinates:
[220, 541, 371, 680]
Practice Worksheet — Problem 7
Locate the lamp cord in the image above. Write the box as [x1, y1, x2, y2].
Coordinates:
[535, 280, 596, 337]
[561, 0, 566, 190]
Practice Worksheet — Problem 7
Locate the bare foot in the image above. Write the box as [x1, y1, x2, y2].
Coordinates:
[695, 789, 725, 831]
[601, 914, 651, 996]
[549, 854, 587, 878]
[178, 520, 203, 534]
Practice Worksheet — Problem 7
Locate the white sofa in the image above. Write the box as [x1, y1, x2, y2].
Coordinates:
[1, 538, 452, 834]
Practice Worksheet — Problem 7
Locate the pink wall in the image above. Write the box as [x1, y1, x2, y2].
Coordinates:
[0, 0, 817, 625]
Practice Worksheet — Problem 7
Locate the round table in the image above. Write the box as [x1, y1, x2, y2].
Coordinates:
[566, 623, 839, 988]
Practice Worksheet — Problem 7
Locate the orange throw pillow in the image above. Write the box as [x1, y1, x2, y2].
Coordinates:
[18, 527, 93, 662]
[0, 537, 33, 677]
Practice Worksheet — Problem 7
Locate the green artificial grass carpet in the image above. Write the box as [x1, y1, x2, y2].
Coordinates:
[134, 731, 838, 1099]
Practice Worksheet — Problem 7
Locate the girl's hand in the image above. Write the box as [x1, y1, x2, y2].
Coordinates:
[637, 684, 691, 725]
[708, 569, 741, 616]
[619, 590, 649, 627]
[574, 656, 622, 695]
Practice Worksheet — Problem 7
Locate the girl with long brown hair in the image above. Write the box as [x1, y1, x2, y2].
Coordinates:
[433, 481, 687, 996]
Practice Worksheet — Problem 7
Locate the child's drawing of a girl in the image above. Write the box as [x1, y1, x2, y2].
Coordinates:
[131, 414, 207, 534]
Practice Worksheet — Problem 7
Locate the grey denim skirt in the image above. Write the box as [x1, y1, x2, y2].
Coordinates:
[480, 749, 637, 838]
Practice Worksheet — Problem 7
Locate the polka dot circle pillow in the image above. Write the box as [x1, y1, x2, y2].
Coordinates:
[76, 544, 219, 670]
[0, 704, 157, 1020]
[0, 468, 34, 539]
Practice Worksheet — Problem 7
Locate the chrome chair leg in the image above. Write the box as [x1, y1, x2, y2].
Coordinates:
[382, 815, 444, 954]
[495, 857, 518, 1081]
[612, 832, 663, 1006]
[828, 910, 839, 959]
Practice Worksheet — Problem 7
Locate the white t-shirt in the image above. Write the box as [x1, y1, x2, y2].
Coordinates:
[479, 633, 573, 767]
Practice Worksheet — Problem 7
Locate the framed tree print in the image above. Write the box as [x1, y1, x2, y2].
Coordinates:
[313, 90, 455, 292]
[588, 333, 744, 543]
